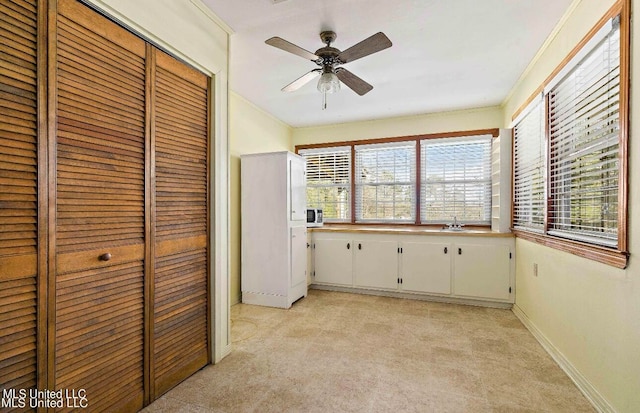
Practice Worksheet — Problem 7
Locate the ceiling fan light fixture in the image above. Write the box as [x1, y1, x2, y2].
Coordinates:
[317, 72, 340, 94]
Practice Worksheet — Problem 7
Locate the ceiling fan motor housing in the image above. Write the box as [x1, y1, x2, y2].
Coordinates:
[316, 31, 342, 70]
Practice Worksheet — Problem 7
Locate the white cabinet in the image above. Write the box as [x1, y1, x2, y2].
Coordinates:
[354, 240, 398, 290]
[453, 243, 511, 300]
[311, 231, 514, 305]
[290, 226, 307, 288]
[401, 242, 452, 295]
[306, 232, 313, 285]
[314, 238, 353, 286]
[241, 151, 307, 308]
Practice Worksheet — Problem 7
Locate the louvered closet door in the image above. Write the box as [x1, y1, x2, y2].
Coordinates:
[54, 0, 145, 411]
[0, 0, 39, 404]
[152, 50, 209, 397]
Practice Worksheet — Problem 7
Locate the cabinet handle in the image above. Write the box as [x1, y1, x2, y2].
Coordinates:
[458, 248, 462, 255]
[358, 243, 362, 250]
[347, 243, 350, 249]
[444, 247, 448, 254]
[99, 253, 112, 262]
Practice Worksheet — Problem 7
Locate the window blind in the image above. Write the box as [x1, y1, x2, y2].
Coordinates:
[355, 141, 416, 222]
[299, 146, 351, 222]
[547, 21, 620, 247]
[421, 135, 492, 224]
[513, 97, 545, 232]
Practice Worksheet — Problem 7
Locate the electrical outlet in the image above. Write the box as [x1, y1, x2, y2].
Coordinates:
[533, 263, 538, 277]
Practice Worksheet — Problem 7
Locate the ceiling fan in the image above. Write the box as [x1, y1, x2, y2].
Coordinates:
[265, 31, 392, 108]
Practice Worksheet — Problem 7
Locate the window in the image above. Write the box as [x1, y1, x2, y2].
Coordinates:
[421, 135, 492, 224]
[355, 141, 416, 222]
[299, 146, 351, 222]
[513, 97, 545, 232]
[511, 7, 628, 268]
[296, 128, 497, 225]
[548, 21, 620, 247]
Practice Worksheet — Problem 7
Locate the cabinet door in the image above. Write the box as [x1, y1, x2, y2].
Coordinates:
[401, 242, 452, 294]
[453, 243, 511, 300]
[314, 239, 353, 286]
[289, 157, 306, 221]
[354, 240, 398, 290]
[290, 226, 307, 287]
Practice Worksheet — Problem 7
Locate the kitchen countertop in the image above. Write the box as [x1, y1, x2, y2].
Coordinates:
[309, 225, 514, 238]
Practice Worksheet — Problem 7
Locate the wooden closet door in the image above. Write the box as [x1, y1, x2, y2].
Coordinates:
[54, 0, 146, 411]
[0, 0, 40, 403]
[152, 50, 209, 397]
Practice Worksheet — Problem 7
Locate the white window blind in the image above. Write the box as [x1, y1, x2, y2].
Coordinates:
[355, 141, 416, 222]
[299, 146, 351, 222]
[421, 135, 492, 224]
[513, 97, 545, 232]
[547, 20, 620, 247]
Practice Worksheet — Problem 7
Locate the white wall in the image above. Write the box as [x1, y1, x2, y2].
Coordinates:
[85, 0, 232, 361]
[503, 0, 640, 411]
[293, 106, 503, 145]
[230, 92, 293, 304]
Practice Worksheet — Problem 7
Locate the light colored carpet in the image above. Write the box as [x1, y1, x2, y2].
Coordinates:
[142, 289, 594, 412]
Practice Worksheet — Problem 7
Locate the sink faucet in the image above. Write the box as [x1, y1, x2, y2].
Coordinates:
[446, 216, 465, 231]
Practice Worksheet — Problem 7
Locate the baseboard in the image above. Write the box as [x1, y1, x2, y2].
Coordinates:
[213, 343, 232, 364]
[231, 294, 241, 306]
[512, 304, 616, 413]
[310, 284, 512, 309]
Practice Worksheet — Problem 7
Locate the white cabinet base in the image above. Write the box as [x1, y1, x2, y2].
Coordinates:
[310, 284, 512, 309]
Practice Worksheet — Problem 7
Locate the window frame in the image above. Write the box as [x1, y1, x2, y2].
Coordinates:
[420, 134, 493, 225]
[510, 1, 629, 269]
[298, 146, 352, 222]
[354, 140, 417, 223]
[296, 128, 499, 226]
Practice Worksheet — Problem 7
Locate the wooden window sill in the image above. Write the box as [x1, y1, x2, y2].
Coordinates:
[513, 230, 629, 269]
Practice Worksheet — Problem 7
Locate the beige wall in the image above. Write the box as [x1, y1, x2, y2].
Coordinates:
[230, 93, 293, 304]
[503, 0, 640, 411]
[292, 106, 503, 145]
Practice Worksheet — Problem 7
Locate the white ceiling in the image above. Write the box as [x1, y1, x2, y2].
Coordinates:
[202, 0, 573, 128]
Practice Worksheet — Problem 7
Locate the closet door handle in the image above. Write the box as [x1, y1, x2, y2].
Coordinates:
[347, 243, 350, 250]
[444, 247, 448, 254]
[458, 248, 462, 255]
[99, 253, 112, 262]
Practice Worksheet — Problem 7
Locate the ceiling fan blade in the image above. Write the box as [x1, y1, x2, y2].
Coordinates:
[338, 32, 392, 63]
[265, 37, 320, 61]
[336, 68, 373, 96]
[282, 69, 321, 92]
